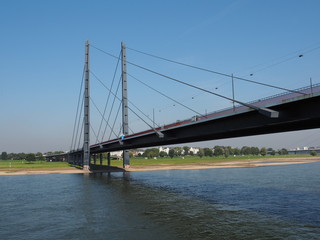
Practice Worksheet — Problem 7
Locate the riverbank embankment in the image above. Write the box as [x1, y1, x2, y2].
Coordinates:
[0, 157, 319, 175]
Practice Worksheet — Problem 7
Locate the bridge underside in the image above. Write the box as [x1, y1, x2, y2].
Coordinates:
[91, 95, 320, 154]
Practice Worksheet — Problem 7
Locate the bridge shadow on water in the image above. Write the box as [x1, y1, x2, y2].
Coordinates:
[89, 164, 126, 173]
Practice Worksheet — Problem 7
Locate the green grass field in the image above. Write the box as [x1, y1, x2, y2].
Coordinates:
[0, 154, 314, 169]
[0, 160, 72, 169]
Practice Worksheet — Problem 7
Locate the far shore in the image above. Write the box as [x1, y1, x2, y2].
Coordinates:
[0, 157, 319, 176]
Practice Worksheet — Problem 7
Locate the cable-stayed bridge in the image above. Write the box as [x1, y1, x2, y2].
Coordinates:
[47, 41, 320, 170]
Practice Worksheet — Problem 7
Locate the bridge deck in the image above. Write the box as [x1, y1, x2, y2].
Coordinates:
[89, 84, 320, 153]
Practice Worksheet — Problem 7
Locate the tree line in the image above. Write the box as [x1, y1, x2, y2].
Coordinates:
[140, 146, 289, 159]
[0, 151, 67, 161]
[0, 152, 45, 161]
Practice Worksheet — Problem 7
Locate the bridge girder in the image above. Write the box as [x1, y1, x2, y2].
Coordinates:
[91, 95, 320, 154]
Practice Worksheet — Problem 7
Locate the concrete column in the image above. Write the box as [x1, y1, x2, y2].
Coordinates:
[107, 152, 111, 166]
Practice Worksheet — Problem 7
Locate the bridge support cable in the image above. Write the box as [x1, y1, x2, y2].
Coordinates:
[106, 101, 122, 141]
[121, 42, 130, 168]
[126, 47, 305, 95]
[125, 61, 279, 118]
[70, 66, 85, 152]
[92, 44, 305, 96]
[232, 73, 235, 111]
[77, 117, 84, 150]
[127, 99, 163, 131]
[127, 73, 206, 119]
[73, 94, 84, 151]
[83, 40, 90, 170]
[101, 77, 122, 142]
[90, 96, 120, 143]
[90, 124, 98, 143]
[95, 51, 121, 144]
[91, 69, 164, 139]
[128, 105, 164, 138]
[88, 71, 123, 143]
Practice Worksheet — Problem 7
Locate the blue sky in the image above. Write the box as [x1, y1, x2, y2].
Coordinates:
[1, 0, 320, 153]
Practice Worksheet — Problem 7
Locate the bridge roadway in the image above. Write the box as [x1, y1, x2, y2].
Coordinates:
[87, 84, 320, 154]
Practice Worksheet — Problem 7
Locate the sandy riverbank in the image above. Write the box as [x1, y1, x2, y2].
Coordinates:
[0, 157, 319, 175]
[127, 157, 320, 171]
[0, 168, 85, 176]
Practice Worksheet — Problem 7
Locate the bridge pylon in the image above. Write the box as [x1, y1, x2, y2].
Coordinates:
[121, 42, 130, 168]
[83, 40, 90, 171]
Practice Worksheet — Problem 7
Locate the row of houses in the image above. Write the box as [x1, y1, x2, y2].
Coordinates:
[110, 146, 200, 157]
[158, 146, 200, 155]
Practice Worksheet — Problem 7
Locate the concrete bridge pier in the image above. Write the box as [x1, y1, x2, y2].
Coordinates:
[93, 154, 96, 165]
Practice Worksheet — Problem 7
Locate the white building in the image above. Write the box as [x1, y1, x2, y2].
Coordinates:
[110, 150, 122, 157]
[189, 147, 199, 154]
[159, 146, 170, 154]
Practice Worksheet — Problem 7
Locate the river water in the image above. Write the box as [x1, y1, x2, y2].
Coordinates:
[0, 162, 320, 240]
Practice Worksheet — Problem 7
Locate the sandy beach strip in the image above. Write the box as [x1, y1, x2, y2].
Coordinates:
[0, 168, 85, 176]
[127, 157, 320, 172]
[0, 157, 319, 175]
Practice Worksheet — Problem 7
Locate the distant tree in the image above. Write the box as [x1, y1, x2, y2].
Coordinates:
[213, 146, 224, 156]
[101, 153, 109, 160]
[168, 149, 175, 159]
[233, 147, 241, 156]
[197, 148, 204, 158]
[159, 151, 167, 158]
[251, 147, 260, 155]
[260, 147, 267, 156]
[310, 150, 317, 156]
[278, 148, 288, 155]
[143, 148, 159, 158]
[174, 147, 183, 156]
[241, 146, 251, 155]
[183, 146, 190, 156]
[225, 146, 233, 156]
[17, 153, 26, 160]
[189, 151, 194, 156]
[36, 152, 45, 161]
[8, 153, 15, 160]
[267, 148, 275, 155]
[203, 148, 213, 157]
[1, 152, 8, 160]
[26, 153, 36, 163]
[224, 148, 230, 158]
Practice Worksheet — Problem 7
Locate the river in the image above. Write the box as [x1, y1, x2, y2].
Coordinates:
[0, 162, 319, 239]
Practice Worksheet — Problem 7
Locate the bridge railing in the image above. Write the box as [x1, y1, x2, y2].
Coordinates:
[216, 83, 318, 112]
[246, 83, 320, 105]
[174, 83, 320, 124]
